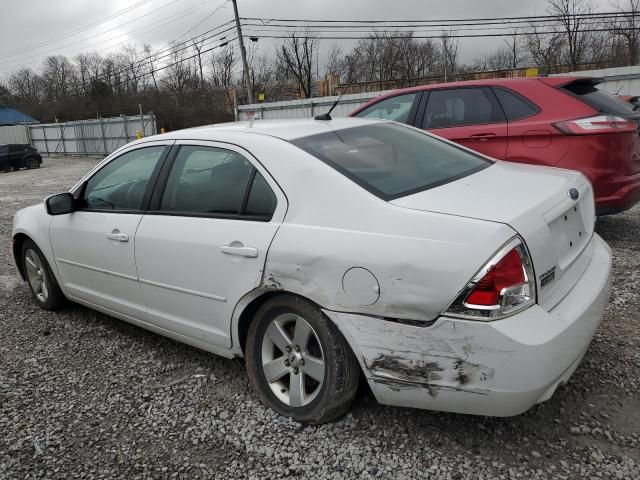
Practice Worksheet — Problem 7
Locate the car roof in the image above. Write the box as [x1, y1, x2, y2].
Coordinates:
[151, 117, 384, 143]
[352, 76, 590, 106]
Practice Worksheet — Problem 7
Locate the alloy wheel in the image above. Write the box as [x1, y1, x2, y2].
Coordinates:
[261, 313, 326, 407]
[24, 249, 49, 303]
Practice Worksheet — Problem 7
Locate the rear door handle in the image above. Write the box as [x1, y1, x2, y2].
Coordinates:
[106, 231, 129, 242]
[470, 133, 497, 141]
[221, 245, 258, 258]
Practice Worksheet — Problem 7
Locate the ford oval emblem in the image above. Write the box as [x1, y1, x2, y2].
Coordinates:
[568, 188, 579, 201]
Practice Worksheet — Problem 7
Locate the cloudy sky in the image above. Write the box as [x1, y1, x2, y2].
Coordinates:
[0, 0, 610, 79]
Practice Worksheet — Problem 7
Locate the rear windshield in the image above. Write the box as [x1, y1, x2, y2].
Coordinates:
[291, 123, 491, 200]
[562, 81, 635, 115]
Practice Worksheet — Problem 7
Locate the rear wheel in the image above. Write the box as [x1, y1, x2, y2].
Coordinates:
[24, 156, 39, 169]
[246, 295, 360, 424]
[22, 240, 66, 310]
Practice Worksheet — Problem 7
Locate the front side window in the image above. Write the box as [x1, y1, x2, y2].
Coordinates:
[422, 88, 505, 129]
[83, 146, 165, 211]
[160, 146, 277, 219]
[292, 123, 491, 200]
[355, 93, 418, 124]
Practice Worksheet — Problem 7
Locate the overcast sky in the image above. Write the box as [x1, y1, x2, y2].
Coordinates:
[0, 0, 610, 79]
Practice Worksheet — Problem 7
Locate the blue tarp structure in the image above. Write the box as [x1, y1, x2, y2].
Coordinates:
[0, 105, 38, 126]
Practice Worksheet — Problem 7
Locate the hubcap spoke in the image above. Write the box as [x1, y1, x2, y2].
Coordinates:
[289, 370, 305, 407]
[302, 355, 325, 382]
[293, 317, 313, 350]
[266, 321, 291, 353]
[40, 278, 48, 300]
[263, 357, 289, 383]
[25, 255, 37, 271]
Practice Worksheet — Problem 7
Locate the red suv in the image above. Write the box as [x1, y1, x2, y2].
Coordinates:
[351, 77, 640, 215]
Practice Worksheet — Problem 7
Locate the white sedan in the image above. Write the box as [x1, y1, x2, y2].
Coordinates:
[12, 118, 611, 424]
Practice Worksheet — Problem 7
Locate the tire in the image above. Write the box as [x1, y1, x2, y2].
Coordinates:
[0, 166, 13, 173]
[22, 240, 66, 310]
[24, 156, 39, 169]
[246, 294, 360, 424]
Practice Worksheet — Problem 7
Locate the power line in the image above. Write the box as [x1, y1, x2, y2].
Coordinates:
[0, 0, 192, 68]
[0, 0, 154, 61]
[240, 10, 640, 25]
[175, 0, 230, 41]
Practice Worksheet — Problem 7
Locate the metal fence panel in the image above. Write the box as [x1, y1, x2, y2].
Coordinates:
[0, 125, 29, 144]
[27, 113, 157, 156]
[236, 91, 390, 121]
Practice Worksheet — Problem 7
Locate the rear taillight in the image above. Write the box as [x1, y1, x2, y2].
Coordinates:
[444, 237, 536, 321]
[553, 115, 637, 135]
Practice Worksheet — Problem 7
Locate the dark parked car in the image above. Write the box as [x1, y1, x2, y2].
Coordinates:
[0, 144, 42, 172]
[351, 77, 640, 215]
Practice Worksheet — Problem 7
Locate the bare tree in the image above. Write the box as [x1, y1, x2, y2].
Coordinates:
[162, 43, 196, 99]
[548, 0, 600, 68]
[143, 44, 159, 94]
[191, 35, 207, 89]
[8, 68, 43, 102]
[525, 21, 563, 72]
[42, 55, 76, 99]
[609, 0, 640, 65]
[439, 31, 459, 81]
[324, 43, 345, 80]
[211, 45, 237, 112]
[278, 34, 317, 98]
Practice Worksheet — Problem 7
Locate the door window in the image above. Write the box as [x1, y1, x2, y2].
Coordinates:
[422, 88, 505, 129]
[160, 146, 277, 219]
[83, 146, 165, 211]
[355, 93, 418, 124]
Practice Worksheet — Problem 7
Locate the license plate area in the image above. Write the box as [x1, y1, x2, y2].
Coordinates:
[548, 204, 590, 269]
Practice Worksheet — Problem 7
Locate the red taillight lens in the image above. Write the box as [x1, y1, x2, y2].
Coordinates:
[444, 237, 536, 321]
[465, 249, 525, 306]
[554, 115, 637, 135]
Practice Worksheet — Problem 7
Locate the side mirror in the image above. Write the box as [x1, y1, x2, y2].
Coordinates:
[45, 192, 75, 215]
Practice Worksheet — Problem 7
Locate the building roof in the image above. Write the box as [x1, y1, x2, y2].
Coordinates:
[0, 105, 38, 126]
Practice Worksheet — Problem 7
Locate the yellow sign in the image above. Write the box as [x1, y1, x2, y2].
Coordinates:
[258, 93, 265, 101]
[525, 67, 539, 78]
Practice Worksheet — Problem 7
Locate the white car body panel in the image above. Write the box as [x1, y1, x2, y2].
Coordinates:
[11, 118, 613, 417]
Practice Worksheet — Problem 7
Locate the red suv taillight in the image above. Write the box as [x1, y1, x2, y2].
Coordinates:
[444, 237, 536, 321]
[553, 115, 637, 135]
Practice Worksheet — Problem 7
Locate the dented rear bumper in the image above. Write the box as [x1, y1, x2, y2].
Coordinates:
[325, 234, 611, 417]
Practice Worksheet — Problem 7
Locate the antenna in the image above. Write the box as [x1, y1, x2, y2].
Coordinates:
[315, 54, 360, 121]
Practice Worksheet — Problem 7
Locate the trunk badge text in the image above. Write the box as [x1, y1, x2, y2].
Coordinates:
[568, 188, 579, 200]
[540, 266, 557, 288]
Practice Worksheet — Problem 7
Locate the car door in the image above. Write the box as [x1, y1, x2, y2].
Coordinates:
[49, 143, 171, 320]
[419, 87, 508, 159]
[354, 92, 422, 125]
[134, 141, 287, 349]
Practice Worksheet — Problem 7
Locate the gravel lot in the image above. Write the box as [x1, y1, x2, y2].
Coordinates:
[0, 157, 639, 480]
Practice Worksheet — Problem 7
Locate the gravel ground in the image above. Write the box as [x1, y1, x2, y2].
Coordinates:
[0, 157, 639, 480]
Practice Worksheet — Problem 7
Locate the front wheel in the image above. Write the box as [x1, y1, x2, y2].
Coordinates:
[24, 157, 39, 169]
[22, 240, 66, 310]
[246, 295, 360, 424]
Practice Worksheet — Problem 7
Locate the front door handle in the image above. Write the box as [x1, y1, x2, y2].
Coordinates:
[221, 245, 258, 258]
[470, 133, 497, 141]
[106, 230, 129, 242]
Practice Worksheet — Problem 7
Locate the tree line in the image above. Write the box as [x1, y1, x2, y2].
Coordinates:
[0, 0, 638, 130]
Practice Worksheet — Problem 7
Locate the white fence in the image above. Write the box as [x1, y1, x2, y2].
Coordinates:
[0, 124, 29, 144]
[0, 113, 157, 155]
[236, 91, 391, 121]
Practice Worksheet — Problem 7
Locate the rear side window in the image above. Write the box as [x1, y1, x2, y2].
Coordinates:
[493, 87, 539, 120]
[159, 145, 276, 219]
[292, 123, 491, 200]
[422, 88, 505, 129]
[355, 93, 417, 124]
[562, 81, 634, 115]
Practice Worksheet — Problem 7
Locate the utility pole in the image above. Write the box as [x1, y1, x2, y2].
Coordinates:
[231, 0, 253, 104]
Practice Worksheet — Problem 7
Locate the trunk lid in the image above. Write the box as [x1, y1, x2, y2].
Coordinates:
[391, 161, 596, 311]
